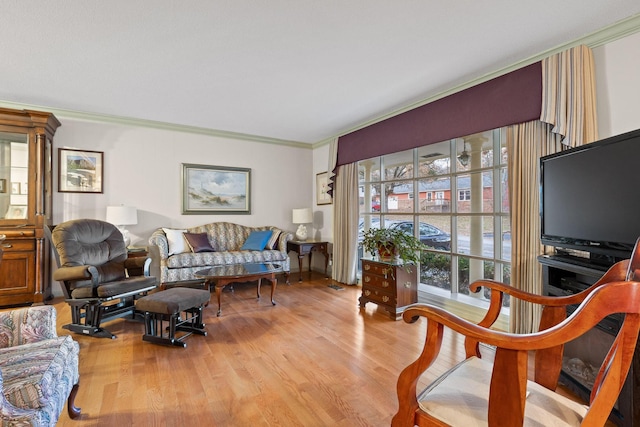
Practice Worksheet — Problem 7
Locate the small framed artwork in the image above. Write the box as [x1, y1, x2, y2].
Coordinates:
[316, 172, 332, 205]
[0, 179, 6, 193]
[181, 163, 251, 214]
[20, 182, 28, 195]
[58, 148, 104, 193]
[11, 182, 20, 195]
[5, 205, 26, 219]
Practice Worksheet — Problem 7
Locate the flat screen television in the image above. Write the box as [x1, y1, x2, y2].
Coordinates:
[540, 127, 640, 263]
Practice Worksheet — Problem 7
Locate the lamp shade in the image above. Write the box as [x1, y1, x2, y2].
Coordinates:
[106, 205, 138, 226]
[292, 208, 312, 224]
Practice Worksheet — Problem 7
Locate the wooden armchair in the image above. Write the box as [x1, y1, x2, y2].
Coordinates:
[392, 239, 640, 426]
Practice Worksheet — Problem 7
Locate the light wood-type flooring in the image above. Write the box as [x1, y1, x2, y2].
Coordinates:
[51, 272, 587, 426]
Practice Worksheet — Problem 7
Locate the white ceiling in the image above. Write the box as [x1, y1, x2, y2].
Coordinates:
[1, 1, 639, 144]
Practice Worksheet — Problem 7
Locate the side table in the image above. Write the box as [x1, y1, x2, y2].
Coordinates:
[287, 240, 329, 282]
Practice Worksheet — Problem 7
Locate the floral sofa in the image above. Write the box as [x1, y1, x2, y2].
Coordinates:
[148, 222, 293, 286]
[0, 305, 80, 425]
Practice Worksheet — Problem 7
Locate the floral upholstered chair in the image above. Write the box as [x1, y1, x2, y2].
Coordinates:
[0, 306, 81, 425]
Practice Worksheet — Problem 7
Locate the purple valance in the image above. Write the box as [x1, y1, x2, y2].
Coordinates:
[336, 62, 542, 166]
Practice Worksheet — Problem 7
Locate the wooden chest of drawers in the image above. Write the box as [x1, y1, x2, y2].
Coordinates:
[359, 259, 418, 320]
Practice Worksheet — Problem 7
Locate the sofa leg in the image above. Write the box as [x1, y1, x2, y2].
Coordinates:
[68, 382, 82, 419]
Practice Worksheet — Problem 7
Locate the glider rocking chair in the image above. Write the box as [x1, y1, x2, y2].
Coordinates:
[392, 237, 640, 426]
[51, 219, 158, 339]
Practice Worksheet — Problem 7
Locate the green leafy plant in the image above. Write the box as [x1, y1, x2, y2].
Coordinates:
[362, 227, 428, 266]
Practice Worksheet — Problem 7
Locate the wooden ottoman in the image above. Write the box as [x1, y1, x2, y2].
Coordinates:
[137, 287, 210, 347]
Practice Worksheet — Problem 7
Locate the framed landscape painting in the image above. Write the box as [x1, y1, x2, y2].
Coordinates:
[58, 148, 104, 193]
[182, 163, 251, 214]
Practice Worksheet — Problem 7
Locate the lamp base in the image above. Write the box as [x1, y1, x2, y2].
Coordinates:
[295, 224, 308, 241]
[118, 227, 131, 248]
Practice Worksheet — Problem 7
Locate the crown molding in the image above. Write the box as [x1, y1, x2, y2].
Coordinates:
[317, 13, 640, 147]
[0, 99, 312, 149]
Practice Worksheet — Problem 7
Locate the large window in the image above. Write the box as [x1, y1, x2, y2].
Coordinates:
[358, 130, 511, 306]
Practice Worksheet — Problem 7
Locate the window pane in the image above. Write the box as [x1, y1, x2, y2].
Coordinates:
[418, 215, 450, 251]
[359, 157, 380, 182]
[501, 216, 511, 261]
[418, 177, 451, 213]
[457, 215, 493, 257]
[500, 167, 509, 213]
[418, 142, 450, 176]
[456, 172, 493, 213]
[384, 181, 413, 213]
[420, 252, 451, 291]
[383, 150, 413, 180]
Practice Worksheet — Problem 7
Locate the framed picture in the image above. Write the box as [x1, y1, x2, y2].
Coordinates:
[5, 205, 26, 219]
[316, 172, 332, 205]
[181, 163, 251, 214]
[58, 148, 104, 193]
[11, 182, 20, 195]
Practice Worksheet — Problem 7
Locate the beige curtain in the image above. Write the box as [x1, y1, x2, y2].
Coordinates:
[332, 163, 360, 284]
[508, 45, 598, 333]
[507, 122, 564, 333]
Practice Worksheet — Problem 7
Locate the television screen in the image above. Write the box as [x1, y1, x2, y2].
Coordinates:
[540, 128, 640, 260]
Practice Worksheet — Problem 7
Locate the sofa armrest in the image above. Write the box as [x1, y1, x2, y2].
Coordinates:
[148, 229, 169, 260]
[0, 306, 58, 348]
[277, 231, 294, 252]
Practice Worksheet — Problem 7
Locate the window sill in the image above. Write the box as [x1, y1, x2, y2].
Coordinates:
[418, 283, 509, 332]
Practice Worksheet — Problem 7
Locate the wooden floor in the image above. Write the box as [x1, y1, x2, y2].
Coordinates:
[50, 272, 584, 427]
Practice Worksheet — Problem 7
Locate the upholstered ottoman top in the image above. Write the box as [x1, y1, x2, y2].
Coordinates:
[137, 287, 210, 315]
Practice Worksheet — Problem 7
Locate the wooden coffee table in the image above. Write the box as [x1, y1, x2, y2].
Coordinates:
[195, 263, 282, 316]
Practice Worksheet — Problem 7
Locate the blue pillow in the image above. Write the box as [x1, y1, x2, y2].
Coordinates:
[241, 230, 273, 251]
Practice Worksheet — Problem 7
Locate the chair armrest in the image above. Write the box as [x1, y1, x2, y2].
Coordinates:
[0, 306, 58, 348]
[53, 265, 93, 282]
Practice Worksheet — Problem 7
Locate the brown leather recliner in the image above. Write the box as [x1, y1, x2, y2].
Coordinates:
[51, 219, 158, 339]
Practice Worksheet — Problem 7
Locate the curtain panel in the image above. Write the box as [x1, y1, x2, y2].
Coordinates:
[509, 45, 598, 333]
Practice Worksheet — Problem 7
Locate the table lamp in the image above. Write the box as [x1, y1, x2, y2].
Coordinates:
[106, 205, 138, 247]
[292, 208, 313, 241]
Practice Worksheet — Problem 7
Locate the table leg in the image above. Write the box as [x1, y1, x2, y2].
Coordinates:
[308, 251, 313, 278]
[257, 278, 262, 299]
[297, 254, 304, 282]
[269, 275, 277, 306]
[215, 282, 225, 317]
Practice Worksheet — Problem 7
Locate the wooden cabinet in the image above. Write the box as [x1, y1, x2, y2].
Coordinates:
[0, 108, 59, 307]
[359, 259, 417, 320]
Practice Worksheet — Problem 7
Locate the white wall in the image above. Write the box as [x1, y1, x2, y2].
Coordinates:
[52, 117, 314, 246]
[594, 31, 640, 138]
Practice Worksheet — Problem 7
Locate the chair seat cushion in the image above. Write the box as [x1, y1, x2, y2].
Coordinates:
[0, 336, 79, 410]
[71, 275, 157, 299]
[418, 356, 588, 426]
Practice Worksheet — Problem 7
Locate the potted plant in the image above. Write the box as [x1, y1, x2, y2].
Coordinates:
[362, 226, 428, 267]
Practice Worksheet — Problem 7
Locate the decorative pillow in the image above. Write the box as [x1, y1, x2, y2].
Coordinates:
[183, 232, 215, 253]
[265, 230, 281, 250]
[240, 230, 273, 251]
[162, 228, 189, 255]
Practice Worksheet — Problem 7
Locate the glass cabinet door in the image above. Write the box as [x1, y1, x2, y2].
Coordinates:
[0, 131, 29, 221]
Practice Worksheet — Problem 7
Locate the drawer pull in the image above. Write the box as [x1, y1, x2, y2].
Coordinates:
[364, 264, 370, 271]
[364, 290, 371, 296]
[404, 282, 412, 288]
[364, 276, 371, 283]
[382, 281, 389, 288]
[2, 244, 11, 248]
[382, 296, 390, 302]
